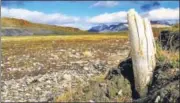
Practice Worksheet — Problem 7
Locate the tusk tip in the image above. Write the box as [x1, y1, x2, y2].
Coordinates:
[128, 9, 138, 17]
[128, 9, 136, 14]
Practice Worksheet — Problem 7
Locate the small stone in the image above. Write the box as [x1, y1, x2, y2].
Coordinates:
[63, 74, 72, 81]
[62, 83, 69, 88]
[83, 51, 93, 57]
[41, 98, 47, 102]
[26, 78, 34, 85]
[46, 80, 52, 84]
[5, 100, 11, 102]
[25, 93, 31, 96]
[35, 87, 41, 91]
[28, 99, 37, 102]
[38, 77, 45, 82]
[155, 96, 161, 103]
[89, 100, 95, 103]
[46, 85, 51, 88]
[118, 89, 123, 96]
[83, 66, 89, 71]
[87, 73, 94, 77]
[93, 60, 106, 71]
[99, 83, 106, 87]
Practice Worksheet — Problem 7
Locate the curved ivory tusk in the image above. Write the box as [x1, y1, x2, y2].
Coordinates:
[127, 9, 156, 97]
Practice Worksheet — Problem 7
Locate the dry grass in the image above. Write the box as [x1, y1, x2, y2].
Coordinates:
[156, 42, 179, 68]
[152, 23, 180, 38]
[89, 74, 106, 82]
[55, 74, 107, 102]
[1, 34, 129, 80]
[2, 34, 128, 42]
[55, 90, 74, 102]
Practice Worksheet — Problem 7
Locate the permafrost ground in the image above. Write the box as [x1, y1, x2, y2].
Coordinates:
[1, 34, 179, 102]
[1, 36, 129, 102]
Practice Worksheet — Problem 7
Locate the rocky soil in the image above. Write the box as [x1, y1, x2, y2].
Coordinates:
[1, 38, 130, 102]
[1, 63, 106, 102]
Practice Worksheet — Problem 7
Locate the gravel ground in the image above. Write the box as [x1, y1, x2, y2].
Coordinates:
[1, 37, 129, 102]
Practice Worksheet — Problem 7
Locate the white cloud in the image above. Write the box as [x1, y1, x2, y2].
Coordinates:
[1, 7, 94, 30]
[87, 7, 179, 24]
[1, 7, 179, 30]
[87, 11, 127, 24]
[91, 1, 119, 8]
[144, 7, 179, 20]
[59, 22, 94, 30]
[1, 7, 80, 25]
[64, 24, 92, 30]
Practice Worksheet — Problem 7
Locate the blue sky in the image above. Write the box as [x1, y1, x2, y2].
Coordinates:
[1, 1, 179, 30]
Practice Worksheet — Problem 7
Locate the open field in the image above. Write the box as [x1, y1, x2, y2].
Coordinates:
[1, 34, 130, 102]
[1, 32, 179, 102]
[2, 35, 128, 80]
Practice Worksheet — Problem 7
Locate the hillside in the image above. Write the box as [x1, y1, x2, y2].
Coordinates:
[1, 17, 86, 36]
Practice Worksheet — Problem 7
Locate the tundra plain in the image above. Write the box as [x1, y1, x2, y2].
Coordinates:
[1, 34, 131, 102]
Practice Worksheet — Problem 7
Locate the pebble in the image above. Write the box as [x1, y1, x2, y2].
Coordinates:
[63, 74, 72, 81]
[155, 96, 161, 103]
[118, 89, 123, 96]
[83, 66, 89, 71]
[89, 100, 95, 103]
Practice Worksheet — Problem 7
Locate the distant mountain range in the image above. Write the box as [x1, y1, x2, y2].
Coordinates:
[88, 20, 179, 33]
[150, 20, 179, 26]
[88, 23, 128, 33]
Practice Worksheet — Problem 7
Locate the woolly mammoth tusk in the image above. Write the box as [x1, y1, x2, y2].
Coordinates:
[127, 9, 156, 97]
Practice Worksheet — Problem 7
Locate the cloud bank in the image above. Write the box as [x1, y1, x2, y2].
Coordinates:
[88, 7, 179, 24]
[144, 8, 179, 20]
[1, 7, 179, 30]
[87, 11, 127, 24]
[1, 7, 80, 25]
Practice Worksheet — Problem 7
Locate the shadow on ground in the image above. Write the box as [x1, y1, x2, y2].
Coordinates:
[105, 58, 140, 99]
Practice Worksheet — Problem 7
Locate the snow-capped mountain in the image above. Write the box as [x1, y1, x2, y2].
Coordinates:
[151, 20, 179, 26]
[88, 24, 109, 32]
[88, 23, 128, 33]
[88, 20, 178, 33]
